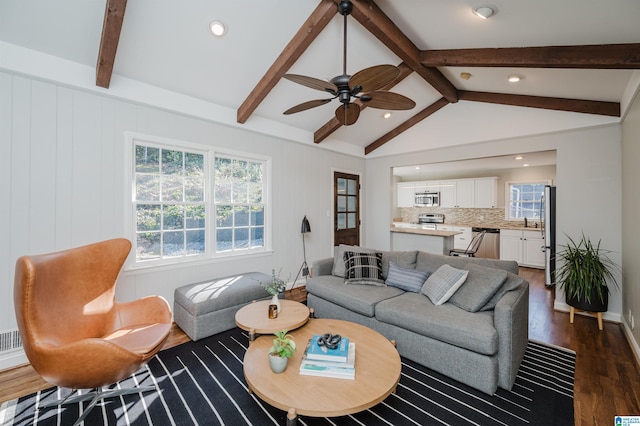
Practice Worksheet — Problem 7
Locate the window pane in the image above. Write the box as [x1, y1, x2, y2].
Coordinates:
[186, 230, 205, 255]
[216, 205, 233, 227]
[136, 232, 160, 260]
[162, 149, 183, 175]
[163, 231, 184, 257]
[216, 228, 232, 252]
[233, 160, 247, 180]
[185, 176, 204, 202]
[337, 196, 346, 212]
[215, 183, 232, 203]
[337, 213, 346, 229]
[215, 157, 232, 181]
[251, 206, 264, 226]
[347, 179, 357, 195]
[234, 205, 249, 226]
[234, 228, 249, 249]
[162, 175, 184, 202]
[163, 205, 184, 230]
[137, 204, 161, 231]
[185, 205, 205, 229]
[337, 178, 346, 194]
[348, 213, 356, 229]
[347, 196, 356, 212]
[248, 182, 262, 203]
[136, 174, 159, 201]
[233, 181, 247, 203]
[251, 227, 264, 248]
[185, 152, 203, 175]
[136, 145, 159, 173]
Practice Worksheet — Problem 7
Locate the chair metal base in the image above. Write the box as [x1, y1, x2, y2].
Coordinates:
[40, 385, 156, 426]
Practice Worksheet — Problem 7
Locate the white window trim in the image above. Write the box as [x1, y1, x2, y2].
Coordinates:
[123, 132, 272, 271]
[504, 179, 553, 221]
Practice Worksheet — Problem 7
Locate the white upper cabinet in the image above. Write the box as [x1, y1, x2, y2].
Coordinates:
[397, 182, 415, 207]
[454, 179, 475, 208]
[474, 177, 498, 208]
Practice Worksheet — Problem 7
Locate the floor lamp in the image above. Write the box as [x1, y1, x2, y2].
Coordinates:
[293, 216, 311, 288]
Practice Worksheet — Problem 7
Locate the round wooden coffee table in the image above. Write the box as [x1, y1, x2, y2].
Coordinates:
[243, 318, 401, 424]
[235, 299, 310, 341]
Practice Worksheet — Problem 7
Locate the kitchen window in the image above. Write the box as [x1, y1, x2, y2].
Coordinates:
[507, 181, 547, 220]
[128, 134, 269, 266]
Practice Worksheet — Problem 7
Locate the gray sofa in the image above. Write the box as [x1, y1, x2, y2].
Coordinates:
[306, 247, 529, 395]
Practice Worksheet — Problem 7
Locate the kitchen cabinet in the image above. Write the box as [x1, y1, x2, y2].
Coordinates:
[500, 229, 545, 268]
[438, 182, 456, 208]
[438, 225, 472, 250]
[397, 182, 415, 207]
[475, 177, 498, 208]
[454, 179, 475, 208]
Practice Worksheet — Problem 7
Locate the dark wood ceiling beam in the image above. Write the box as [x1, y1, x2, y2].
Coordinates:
[365, 98, 449, 155]
[420, 44, 640, 68]
[314, 62, 413, 144]
[346, 0, 458, 103]
[458, 91, 620, 117]
[96, 0, 127, 89]
[237, 0, 336, 124]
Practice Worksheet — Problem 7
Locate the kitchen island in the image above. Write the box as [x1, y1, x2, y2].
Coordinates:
[390, 225, 461, 255]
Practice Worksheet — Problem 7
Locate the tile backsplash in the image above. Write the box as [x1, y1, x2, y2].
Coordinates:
[398, 207, 534, 229]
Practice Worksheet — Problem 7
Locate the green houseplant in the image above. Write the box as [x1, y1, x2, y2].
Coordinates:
[268, 330, 296, 374]
[555, 233, 620, 312]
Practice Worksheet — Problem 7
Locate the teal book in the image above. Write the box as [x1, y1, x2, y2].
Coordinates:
[306, 335, 350, 362]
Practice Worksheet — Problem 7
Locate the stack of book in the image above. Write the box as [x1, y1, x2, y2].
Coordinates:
[299, 335, 356, 379]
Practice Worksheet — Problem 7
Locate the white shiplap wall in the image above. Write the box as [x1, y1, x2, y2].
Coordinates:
[0, 71, 365, 363]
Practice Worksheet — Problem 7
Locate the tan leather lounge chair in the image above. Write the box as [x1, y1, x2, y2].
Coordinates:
[14, 238, 172, 425]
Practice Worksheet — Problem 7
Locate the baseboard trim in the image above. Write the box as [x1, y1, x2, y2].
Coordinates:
[622, 319, 640, 370]
[553, 300, 622, 323]
[0, 349, 27, 373]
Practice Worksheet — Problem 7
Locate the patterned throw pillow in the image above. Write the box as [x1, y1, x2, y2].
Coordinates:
[385, 262, 430, 292]
[421, 264, 469, 305]
[343, 251, 385, 286]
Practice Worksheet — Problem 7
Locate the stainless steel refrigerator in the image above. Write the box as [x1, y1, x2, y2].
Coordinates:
[541, 185, 556, 286]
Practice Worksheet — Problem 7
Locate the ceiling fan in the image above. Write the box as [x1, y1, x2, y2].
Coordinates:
[282, 0, 416, 126]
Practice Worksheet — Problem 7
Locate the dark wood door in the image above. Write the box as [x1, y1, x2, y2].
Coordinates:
[334, 172, 360, 246]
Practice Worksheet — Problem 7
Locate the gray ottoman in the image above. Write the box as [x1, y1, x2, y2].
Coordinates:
[173, 272, 272, 341]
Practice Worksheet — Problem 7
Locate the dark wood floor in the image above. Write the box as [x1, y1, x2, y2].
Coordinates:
[1, 270, 638, 424]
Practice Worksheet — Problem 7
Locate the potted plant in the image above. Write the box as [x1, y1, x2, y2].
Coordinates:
[268, 330, 296, 374]
[555, 233, 620, 312]
[260, 269, 289, 314]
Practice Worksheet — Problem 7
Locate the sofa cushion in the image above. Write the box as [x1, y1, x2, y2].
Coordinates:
[416, 251, 519, 275]
[306, 275, 405, 317]
[375, 292, 498, 355]
[421, 264, 468, 305]
[331, 245, 376, 277]
[385, 262, 429, 292]
[380, 251, 418, 278]
[480, 273, 527, 311]
[344, 251, 385, 286]
[449, 264, 508, 312]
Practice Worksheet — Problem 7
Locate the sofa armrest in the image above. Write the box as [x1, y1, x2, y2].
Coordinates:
[312, 257, 334, 277]
[494, 281, 529, 390]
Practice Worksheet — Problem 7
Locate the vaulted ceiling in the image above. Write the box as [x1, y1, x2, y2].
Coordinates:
[1, 0, 639, 157]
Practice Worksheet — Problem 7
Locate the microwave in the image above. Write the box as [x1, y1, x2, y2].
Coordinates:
[415, 192, 440, 207]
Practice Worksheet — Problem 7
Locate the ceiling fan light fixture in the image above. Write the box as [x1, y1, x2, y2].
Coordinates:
[383, 112, 392, 119]
[209, 20, 226, 37]
[473, 5, 496, 19]
[508, 74, 523, 83]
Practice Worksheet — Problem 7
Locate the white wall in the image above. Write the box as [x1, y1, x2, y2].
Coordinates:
[365, 124, 623, 322]
[622, 86, 640, 361]
[0, 70, 364, 368]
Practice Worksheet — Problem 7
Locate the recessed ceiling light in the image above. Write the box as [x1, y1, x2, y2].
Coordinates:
[383, 112, 392, 119]
[209, 20, 226, 37]
[515, 155, 523, 160]
[508, 75, 523, 83]
[460, 72, 472, 80]
[415, 166, 421, 170]
[523, 163, 530, 167]
[473, 5, 496, 19]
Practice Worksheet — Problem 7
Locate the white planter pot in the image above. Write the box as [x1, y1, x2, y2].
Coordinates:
[269, 353, 289, 374]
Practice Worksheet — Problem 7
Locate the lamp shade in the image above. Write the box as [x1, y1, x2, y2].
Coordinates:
[301, 216, 311, 234]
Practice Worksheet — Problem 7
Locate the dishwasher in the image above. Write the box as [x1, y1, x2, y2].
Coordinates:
[472, 227, 500, 259]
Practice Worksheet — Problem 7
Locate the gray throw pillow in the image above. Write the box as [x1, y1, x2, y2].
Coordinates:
[344, 251, 385, 286]
[448, 264, 508, 312]
[331, 245, 376, 277]
[421, 264, 468, 305]
[385, 262, 430, 292]
[480, 273, 526, 311]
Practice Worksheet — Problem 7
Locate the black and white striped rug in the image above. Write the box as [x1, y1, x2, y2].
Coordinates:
[1, 328, 575, 425]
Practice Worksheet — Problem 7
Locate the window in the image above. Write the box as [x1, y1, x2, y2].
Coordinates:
[129, 135, 268, 266]
[213, 156, 265, 253]
[507, 182, 546, 220]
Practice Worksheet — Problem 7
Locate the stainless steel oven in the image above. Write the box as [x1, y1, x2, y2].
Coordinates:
[414, 192, 440, 207]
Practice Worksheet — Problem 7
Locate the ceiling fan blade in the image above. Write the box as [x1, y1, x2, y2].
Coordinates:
[361, 91, 416, 110]
[335, 103, 360, 126]
[350, 65, 400, 93]
[283, 74, 338, 94]
[284, 98, 333, 115]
